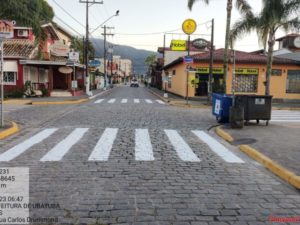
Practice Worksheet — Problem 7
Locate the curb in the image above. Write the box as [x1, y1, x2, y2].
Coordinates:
[272, 107, 300, 111]
[0, 122, 19, 139]
[3, 100, 32, 105]
[147, 89, 170, 104]
[31, 98, 88, 105]
[215, 125, 300, 190]
[89, 88, 113, 100]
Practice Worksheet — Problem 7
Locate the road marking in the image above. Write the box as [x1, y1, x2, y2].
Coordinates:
[88, 128, 118, 161]
[192, 130, 244, 163]
[134, 99, 140, 103]
[40, 128, 89, 162]
[135, 129, 154, 161]
[121, 99, 128, 103]
[164, 129, 201, 162]
[94, 99, 104, 104]
[145, 99, 153, 104]
[0, 128, 58, 162]
[156, 100, 165, 105]
[108, 98, 116, 103]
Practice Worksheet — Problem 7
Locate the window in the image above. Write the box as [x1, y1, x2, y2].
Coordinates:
[3, 72, 17, 85]
[286, 70, 300, 93]
[172, 70, 176, 75]
[38, 68, 49, 83]
[235, 74, 258, 92]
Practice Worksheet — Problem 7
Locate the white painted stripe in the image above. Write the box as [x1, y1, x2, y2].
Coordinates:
[0, 128, 58, 161]
[40, 128, 89, 162]
[164, 130, 200, 162]
[88, 128, 118, 161]
[145, 99, 153, 104]
[94, 99, 104, 104]
[192, 130, 244, 163]
[271, 119, 300, 122]
[135, 129, 154, 161]
[134, 99, 140, 103]
[156, 100, 165, 105]
[121, 99, 128, 103]
[272, 115, 300, 117]
[108, 98, 116, 103]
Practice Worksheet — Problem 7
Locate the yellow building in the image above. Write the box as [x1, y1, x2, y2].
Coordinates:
[163, 49, 300, 100]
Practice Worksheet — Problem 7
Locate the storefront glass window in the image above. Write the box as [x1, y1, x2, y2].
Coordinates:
[287, 70, 300, 93]
[235, 74, 258, 92]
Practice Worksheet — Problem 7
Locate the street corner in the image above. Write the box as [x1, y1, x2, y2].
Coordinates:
[215, 125, 234, 143]
[148, 89, 170, 103]
[0, 121, 19, 140]
[239, 144, 300, 190]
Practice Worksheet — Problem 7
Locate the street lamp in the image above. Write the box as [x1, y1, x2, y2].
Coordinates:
[90, 10, 119, 35]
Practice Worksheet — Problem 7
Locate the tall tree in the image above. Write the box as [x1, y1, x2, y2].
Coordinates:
[70, 37, 95, 64]
[144, 54, 157, 66]
[187, 0, 252, 93]
[230, 0, 300, 95]
[0, 0, 54, 41]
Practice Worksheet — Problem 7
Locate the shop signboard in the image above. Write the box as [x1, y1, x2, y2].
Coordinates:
[196, 67, 224, 74]
[235, 68, 258, 75]
[171, 40, 186, 51]
[50, 41, 70, 57]
[192, 38, 209, 49]
[0, 20, 15, 39]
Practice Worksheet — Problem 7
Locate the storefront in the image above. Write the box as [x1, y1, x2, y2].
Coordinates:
[162, 48, 300, 100]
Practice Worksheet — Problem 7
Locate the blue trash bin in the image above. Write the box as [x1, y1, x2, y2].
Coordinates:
[212, 93, 233, 122]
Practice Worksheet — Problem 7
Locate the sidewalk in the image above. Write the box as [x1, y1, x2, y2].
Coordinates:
[2, 88, 111, 105]
[148, 87, 210, 108]
[148, 86, 300, 188]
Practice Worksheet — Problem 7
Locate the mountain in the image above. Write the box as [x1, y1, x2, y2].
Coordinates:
[90, 38, 157, 74]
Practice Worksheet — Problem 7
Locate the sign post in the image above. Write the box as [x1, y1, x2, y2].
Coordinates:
[0, 20, 14, 128]
[182, 19, 197, 104]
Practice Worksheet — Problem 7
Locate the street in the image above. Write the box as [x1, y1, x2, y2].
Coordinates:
[1, 86, 300, 225]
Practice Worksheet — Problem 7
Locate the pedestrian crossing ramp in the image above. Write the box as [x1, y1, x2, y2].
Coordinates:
[0, 128, 244, 164]
[94, 98, 166, 105]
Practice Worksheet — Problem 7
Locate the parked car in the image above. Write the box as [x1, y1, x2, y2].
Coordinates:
[130, 79, 139, 87]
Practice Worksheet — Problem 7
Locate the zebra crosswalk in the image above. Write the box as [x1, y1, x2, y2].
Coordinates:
[94, 98, 165, 105]
[0, 128, 244, 164]
[271, 110, 300, 122]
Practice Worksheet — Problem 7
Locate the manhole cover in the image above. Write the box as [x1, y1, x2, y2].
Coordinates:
[232, 138, 257, 145]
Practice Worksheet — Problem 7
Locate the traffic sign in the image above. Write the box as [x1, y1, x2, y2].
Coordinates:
[89, 59, 101, 67]
[183, 56, 193, 64]
[68, 51, 80, 62]
[182, 19, 197, 35]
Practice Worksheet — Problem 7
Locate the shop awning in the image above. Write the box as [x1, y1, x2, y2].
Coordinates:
[19, 60, 85, 68]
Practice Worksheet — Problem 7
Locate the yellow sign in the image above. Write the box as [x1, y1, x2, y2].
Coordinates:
[171, 40, 186, 51]
[188, 74, 195, 87]
[196, 67, 224, 74]
[235, 68, 258, 75]
[182, 19, 197, 35]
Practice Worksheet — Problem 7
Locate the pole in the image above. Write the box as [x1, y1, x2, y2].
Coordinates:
[232, 49, 236, 107]
[208, 18, 214, 104]
[186, 35, 190, 105]
[85, 2, 90, 95]
[110, 46, 113, 84]
[103, 25, 107, 89]
[0, 41, 4, 127]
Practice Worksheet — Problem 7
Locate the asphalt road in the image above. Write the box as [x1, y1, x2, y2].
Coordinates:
[0, 86, 299, 225]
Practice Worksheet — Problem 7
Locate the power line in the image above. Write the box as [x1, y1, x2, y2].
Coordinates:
[54, 16, 83, 37]
[51, 0, 85, 28]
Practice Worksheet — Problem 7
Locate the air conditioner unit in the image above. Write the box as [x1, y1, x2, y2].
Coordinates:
[18, 30, 29, 37]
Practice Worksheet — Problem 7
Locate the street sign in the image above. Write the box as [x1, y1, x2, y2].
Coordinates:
[89, 59, 101, 67]
[68, 51, 80, 62]
[171, 40, 186, 51]
[0, 20, 15, 39]
[182, 19, 197, 35]
[183, 56, 193, 64]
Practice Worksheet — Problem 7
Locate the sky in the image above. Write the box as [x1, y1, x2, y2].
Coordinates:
[46, 0, 287, 52]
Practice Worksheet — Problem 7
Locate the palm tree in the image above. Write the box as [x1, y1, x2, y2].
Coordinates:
[188, 0, 252, 93]
[230, 0, 300, 95]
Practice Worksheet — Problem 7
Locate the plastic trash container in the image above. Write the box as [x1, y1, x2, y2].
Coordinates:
[212, 93, 233, 122]
[235, 95, 272, 125]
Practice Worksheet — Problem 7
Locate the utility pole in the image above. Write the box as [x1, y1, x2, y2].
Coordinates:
[208, 18, 214, 104]
[102, 25, 114, 89]
[79, 0, 103, 96]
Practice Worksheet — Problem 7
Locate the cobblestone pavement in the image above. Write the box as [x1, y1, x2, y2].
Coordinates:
[0, 86, 300, 225]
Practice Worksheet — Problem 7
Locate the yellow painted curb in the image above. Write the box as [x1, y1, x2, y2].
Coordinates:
[215, 126, 234, 143]
[3, 99, 32, 105]
[0, 122, 19, 139]
[272, 107, 300, 111]
[239, 145, 300, 189]
[31, 98, 88, 105]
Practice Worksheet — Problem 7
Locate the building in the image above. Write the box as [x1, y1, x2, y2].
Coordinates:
[163, 48, 300, 100]
[3, 22, 85, 97]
